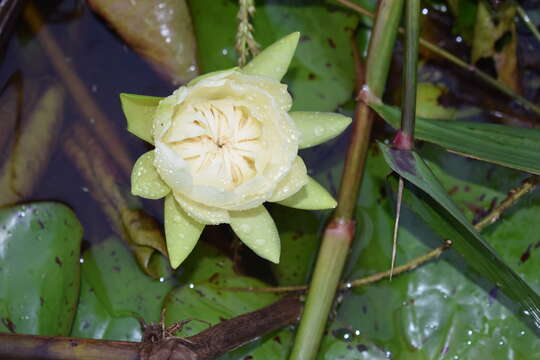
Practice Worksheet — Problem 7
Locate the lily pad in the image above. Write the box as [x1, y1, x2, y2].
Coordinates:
[0, 202, 82, 336]
[71, 236, 176, 341]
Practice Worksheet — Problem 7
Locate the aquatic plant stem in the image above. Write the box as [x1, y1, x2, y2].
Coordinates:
[290, 1, 404, 358]
[517, 5, 540, 45]
[334, 0, 540, 117]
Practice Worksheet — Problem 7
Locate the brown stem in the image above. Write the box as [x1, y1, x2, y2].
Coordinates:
[0, 296, 302, 360]
[23, 2, 134, 178]
[473, 175, 540, 231]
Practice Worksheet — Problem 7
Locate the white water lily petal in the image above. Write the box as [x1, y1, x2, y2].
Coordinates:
[164, 194, 205, 269]
[173, 192, 230, 225]
[230, 206, 280, 263]
[269, 156, 308, 202]
[131, 150, 170, 199]
[290, 111, 352, 149]
[277, 177, 337, 210]
[242, 32, 300, 81]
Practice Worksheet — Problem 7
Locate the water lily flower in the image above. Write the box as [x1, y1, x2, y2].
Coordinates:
[120, 32, 351, 268]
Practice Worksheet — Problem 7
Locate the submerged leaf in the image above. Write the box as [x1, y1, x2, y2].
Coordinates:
[88, 0, 198, 84]
[0, 203, 82, 336]
[379, 142, 540, 328]
[0, 83, 65, 207]
[372, 104, 540, 174]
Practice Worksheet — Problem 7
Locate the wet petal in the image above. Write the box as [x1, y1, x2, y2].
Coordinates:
[164, 194, 205, 269]
[230, 206, 280, 263]
[120, 93, 162, 144]
[174, 192, 230, 225]
[277, 177, 337, 210]
[290, 111, 352, 149]
[242, 32, 300, 81]
[131, 150, 170, 199]
[269, 156, 308, 202]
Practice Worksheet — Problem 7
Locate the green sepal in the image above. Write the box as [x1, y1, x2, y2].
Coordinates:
[131, 150, 170, 199]
[290, 111, 352, 149]
[120, 93, 162, 144]
[277, 177, 337, 210]
[164, 195, 205, 269]
[242, 32, 300, 81]
[230, 205, 281, 263]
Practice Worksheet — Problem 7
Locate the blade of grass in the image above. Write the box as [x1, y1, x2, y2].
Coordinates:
[372, 104, 540, 175]
[517, 5, 540, 45]
[380, 142, 540, 328]
[289, 1, 404, 358]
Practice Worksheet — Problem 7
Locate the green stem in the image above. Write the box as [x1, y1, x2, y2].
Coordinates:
[400, 0, 420, 141]
[334, 0, 540, 118]
[517, 5, 540, 45]
[289, 1, 404, 358]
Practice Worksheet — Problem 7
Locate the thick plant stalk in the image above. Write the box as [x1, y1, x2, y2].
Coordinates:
[289, 1, 404, 358]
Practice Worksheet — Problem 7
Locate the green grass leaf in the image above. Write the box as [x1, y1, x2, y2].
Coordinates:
[372, 103, 540, 174]
[379, 142, 540, 329]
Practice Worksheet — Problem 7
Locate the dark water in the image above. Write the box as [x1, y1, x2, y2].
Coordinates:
[0, 0, 175, 243]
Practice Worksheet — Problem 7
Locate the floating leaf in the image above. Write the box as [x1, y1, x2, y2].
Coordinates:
[0, 203, 82, 336]
[339, 146, 540, 358]
[164, 243, 292, 359]
[189, 0, 371, 111]
[371, 104, 540, 174]
[88, 0, 198, 84]
[379, 142, 540, 327]
[71, 237, 176, 341]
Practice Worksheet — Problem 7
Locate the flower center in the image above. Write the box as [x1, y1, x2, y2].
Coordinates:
[168, 101, 263, 189]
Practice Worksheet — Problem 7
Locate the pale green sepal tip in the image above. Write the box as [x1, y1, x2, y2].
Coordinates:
[290, 111, 353, 149]
[131, 150, 170, 200]
[242, 32, 300, 81]
[120, 93, 162, 144]
[277, 177, 337, 210]
[230, 206, 281, 263]
[164, 195, 205, 269]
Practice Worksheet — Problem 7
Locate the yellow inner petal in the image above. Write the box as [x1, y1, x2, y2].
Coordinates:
[167, 101, 263, 189]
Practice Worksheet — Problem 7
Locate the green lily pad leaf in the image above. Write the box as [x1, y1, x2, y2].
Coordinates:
[379, 142, 540, 327]
[416, 82, 457, 120]
[71, 236, 176, 341]
[271, 206, 321, 286]
[175, 242, 236, 285]
[230, 205, 280, 263]
[323, 147, 540, 358]
[164, 194, 205, 269]
[164, 274, 292, 359]
[189, 0, 371, 111]
[372, 103, 540, 175]
[277, 177, 337, 210]
[0, 203, 82, 336]
[243, 32, 299, 80]
[290, 111, 352, 149]
[120, 93, 161, 144]
[131, 150, 170, 199]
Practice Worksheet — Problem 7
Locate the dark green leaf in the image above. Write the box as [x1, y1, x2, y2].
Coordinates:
[188, 0, 373, 112]
[0, 202, 82, 336]
[379, 142, 540, 328]
[372, 104, 540, 174]
[71, 236, 176, 341]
